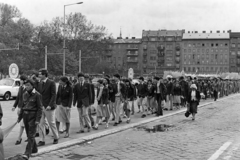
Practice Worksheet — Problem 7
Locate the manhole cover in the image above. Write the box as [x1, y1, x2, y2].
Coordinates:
[136, 124, 175, 133]
[66, 154, 94, 159]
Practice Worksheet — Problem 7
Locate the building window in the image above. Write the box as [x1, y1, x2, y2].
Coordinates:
[216, 43, 218, 47]
[211, 43, 214, 47]
[225, 43, 228, 46]
[150, 37, 156, 41]
[238, 44, 240, 48]
[193, 49, 196, 53]
[166, 37, 173, 41]
[202, 49, 205, 53]
[188, 43, 191, 47]
[232, 43, 236, 48]
[184, 49, 187, 53]
[188, 49, 191, 53]
[202, 43, 205, 47]
[193, 43, 196, 47]
[206, 49, 209, 53]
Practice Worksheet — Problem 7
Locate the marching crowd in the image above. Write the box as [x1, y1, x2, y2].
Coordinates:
[1, 68, 240, 159]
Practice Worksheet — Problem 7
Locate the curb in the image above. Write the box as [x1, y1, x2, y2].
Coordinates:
[6, 93, 240, 159]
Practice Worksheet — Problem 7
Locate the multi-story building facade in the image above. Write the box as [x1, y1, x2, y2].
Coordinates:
[229, 32, 240, 72]
[182, 31, 230, 74]
[141, 30, 184, 76]
[104, 36, 142, 76]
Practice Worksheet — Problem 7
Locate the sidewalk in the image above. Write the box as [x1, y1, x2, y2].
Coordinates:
[5, 94, 239, 159]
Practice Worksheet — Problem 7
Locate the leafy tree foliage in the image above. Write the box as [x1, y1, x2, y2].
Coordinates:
[0, 3, 112, 76]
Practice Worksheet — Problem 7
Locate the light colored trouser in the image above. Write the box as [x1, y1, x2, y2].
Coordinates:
[39, 108, 59, 141]
[138, 97, 147, 114]
[166, 95, 173, 109]
[77, 106, 91, 131]
[109, 101, 116, 118]
[114, 97, 122, 123]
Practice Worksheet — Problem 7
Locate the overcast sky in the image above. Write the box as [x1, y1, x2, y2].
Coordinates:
[1, 0, 240, 38]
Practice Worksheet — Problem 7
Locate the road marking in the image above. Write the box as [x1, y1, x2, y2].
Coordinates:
[208, 141, 232, 160]
[223, 140, 240, 160]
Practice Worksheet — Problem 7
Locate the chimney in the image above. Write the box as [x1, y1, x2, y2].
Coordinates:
[203, 31, 206, 33]
[195, 31, 198, 33]
[182, 29, 185, 33]
[126, 37, 128, 39]
[223, 30, 225, 33]
[210, 31, 212, 33]
[228, 30, 232, 33]
[188, 31, 190, 33]
[217, 30, 220, 33]
[132, 37, 135, 39]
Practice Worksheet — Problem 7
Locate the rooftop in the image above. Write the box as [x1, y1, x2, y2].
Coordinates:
[113, 38, 141, 44]
[142, 30, 184, 37]
[183, 33, 230, 39]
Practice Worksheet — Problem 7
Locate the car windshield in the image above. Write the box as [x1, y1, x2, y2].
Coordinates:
[0, 79, 14, 86]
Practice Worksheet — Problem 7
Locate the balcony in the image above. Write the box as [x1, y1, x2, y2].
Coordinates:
[158, 52, 165, 57]
[176, 51, 180, 56]
[127, 58, 138, 63]
[143, 59, 147, 63]
[127, 52, 138, 56]
[143, 52, 147, 56]
[143, 45, 147, 50]
[157, 46, 165, 51]
[176, 46, 181, 51]
[175, 57, 180, 63]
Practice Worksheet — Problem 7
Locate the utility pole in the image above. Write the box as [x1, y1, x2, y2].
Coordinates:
[45, 46, 47, 69]
[79, 50, 81, 73]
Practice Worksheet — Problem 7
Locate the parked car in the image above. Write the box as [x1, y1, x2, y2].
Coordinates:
[0, 78, 20, 100]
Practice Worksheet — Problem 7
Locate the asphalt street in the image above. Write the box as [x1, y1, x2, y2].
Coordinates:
[25, 95, 240, 160]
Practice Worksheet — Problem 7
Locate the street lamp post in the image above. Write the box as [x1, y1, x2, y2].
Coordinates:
[63, 2, 83, 76]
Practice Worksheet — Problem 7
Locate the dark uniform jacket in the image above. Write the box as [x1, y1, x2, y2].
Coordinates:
[56, 85, 73, 108]
[18, 89, 43, 123]
[166, 81, 174, 95]
[73, 82, 92, 108]
[108, 83, 117, 102]
[13, 85, 26, 109]
[38, 79, 57, 110]
[154, 82, 167, 100]
[89, 83, 95, 105]
[187, 90, 201, 105]
[126, 84, 135, 101]
[137, 83, 148, 98]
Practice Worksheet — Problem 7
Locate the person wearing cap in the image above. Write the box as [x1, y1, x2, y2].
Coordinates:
[186, 84, 200, 121]
[12, 75, 27, 145]
[38, 69, 59, 146]
[17, 79, 43, 159]
[73, 72, 92, 133]
[166, 75, 174, 111]
[137, 77, 148, 118]
[113, 74, 123, 126]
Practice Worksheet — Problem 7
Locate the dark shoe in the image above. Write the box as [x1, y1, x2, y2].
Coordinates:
[93, 126, 98, 130]
[46, 128, 50, 135]
[15, 138, 22, 145]
[91, 122, 94, 127]
[170, 108, 173, 111]
[59, 130, 66, 134]
[37, 141, 45, 147]
[112, 118, 115, 121]
[113, 122, 118, 126]
[88, 127, 91, 132]
[32, 149, 38, 154]
[131, 112, 134, 115]
[119, 120, 122, 124]
[25, 139, 28, 142]
[76, 130, 84, 133]
[64, 133, 69, 138]
[53, 139, 58, 144]
[163, 108, 168, 111]
[84, 125, 88, 128]
[35, 133, 39, 137]
[141, 114, 146, 118]
[126, 119, 131, 124]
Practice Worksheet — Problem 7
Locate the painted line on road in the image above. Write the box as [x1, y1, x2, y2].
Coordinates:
[6, 93, 239, 159]
[208, 141, 232, 160]
[222, 140, 240, 160]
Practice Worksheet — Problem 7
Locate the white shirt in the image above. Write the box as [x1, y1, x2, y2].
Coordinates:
[42, 78, 48, 83]
[115, 81, 121, 96]
[191, 90, 197, 101]
[157, 81, 160, 93]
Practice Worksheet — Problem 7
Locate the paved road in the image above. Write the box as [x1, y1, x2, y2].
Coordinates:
[27, 95, 240, 160]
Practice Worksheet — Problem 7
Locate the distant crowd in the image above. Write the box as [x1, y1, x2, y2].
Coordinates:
[2, 69, 240, 159]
